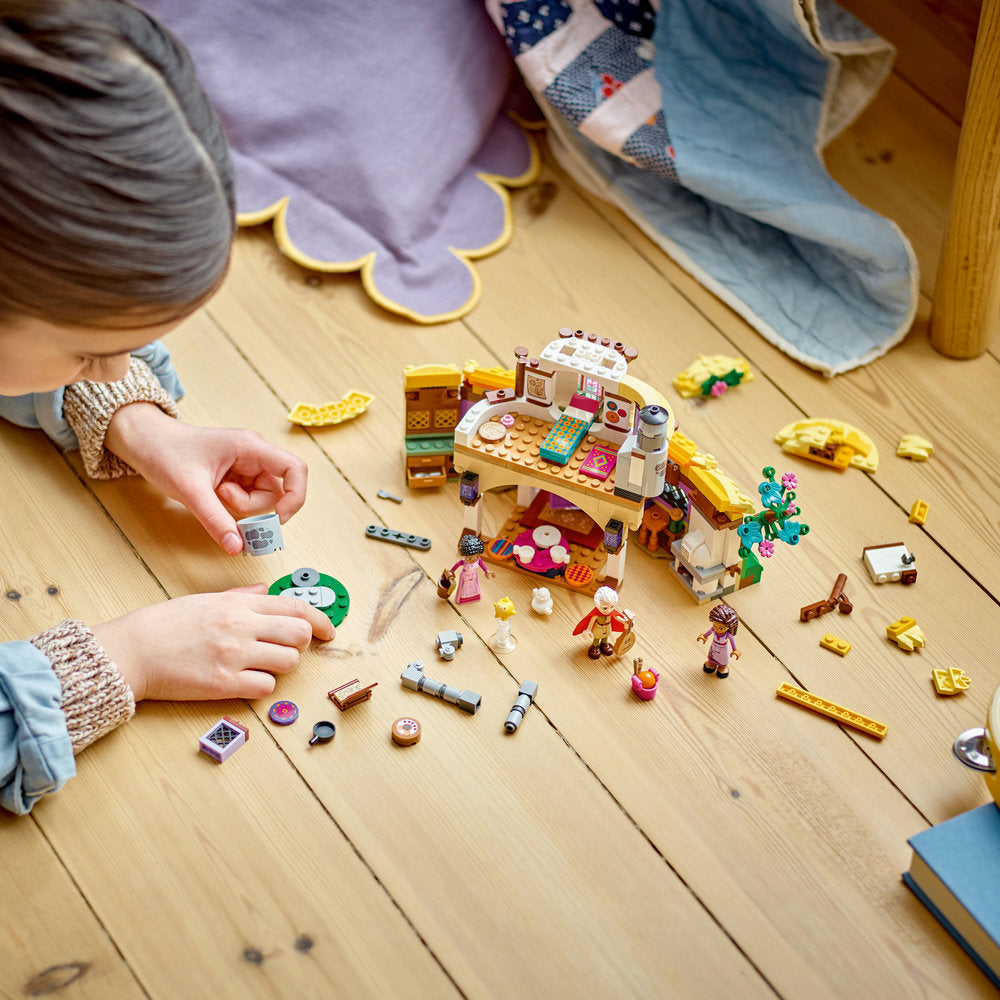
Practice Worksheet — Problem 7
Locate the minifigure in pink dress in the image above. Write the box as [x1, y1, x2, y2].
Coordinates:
[448, 535, 494, 604]
[697, 603, 741, 679]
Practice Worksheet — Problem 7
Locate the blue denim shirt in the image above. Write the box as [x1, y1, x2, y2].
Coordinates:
[0, 341, 181, 814]
[0, 642, 75, 814]
[0, 341, 182, 450]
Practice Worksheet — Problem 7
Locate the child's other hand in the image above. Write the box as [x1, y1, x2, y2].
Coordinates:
[106, 404, 307, 555]
[90, 585, 335, 702]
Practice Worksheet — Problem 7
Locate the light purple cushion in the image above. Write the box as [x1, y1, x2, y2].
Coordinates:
[142, 0, 538, 321]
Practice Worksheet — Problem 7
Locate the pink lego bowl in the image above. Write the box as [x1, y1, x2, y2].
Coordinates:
[631, 670, 659, 701]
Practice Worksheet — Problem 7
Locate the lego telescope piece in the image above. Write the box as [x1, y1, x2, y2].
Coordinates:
[400, 662, 481, 714]
[504, 680, 539, 733]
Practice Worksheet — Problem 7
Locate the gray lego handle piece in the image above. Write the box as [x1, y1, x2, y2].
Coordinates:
[365, 525, 432, 551]
[400, 662, 481, 714]
[504, 680, 539, 733]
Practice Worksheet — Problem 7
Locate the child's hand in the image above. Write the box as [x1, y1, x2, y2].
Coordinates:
[106, 404, 307, 554]
[90, 585, 335, 702]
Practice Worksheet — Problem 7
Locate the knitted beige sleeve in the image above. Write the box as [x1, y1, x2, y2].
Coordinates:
[28, 620, 136, 754]
[62, 355, 180, 479]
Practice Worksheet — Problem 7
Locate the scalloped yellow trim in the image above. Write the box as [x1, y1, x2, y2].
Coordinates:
[235, 124, 540, 325]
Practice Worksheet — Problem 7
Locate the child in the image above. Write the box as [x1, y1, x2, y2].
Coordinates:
[0, 0, 334, 815]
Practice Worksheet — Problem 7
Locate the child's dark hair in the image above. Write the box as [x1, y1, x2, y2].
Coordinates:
[0, 0, 236, 328]
[458, 534, 485, 558]
[708, 603, 739, 634]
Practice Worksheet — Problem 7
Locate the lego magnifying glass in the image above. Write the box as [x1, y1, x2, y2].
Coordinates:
[953, 684, 1000, 806]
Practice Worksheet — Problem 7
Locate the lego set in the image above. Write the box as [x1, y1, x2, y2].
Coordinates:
[432, 329, 789, 606]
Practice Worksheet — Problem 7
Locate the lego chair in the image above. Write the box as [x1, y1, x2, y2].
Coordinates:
[929, 0, 1000, 358]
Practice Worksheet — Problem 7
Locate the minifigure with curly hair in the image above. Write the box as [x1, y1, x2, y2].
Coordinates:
[697, 603, 741, 679]
[443, 534, 495, 604]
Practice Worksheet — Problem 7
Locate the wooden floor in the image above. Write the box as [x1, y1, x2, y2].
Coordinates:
[3, 14, 999, 999]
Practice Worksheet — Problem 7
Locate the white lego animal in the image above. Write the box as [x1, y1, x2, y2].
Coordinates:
[531, 587, 553, 615]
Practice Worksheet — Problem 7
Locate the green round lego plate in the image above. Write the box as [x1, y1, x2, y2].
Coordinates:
[269, 568, 351, 626]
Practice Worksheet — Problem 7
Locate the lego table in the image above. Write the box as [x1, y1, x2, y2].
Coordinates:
[3, 47, 999, 999]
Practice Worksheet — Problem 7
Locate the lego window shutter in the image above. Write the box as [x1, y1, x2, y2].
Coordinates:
[140, 0, 539, 324]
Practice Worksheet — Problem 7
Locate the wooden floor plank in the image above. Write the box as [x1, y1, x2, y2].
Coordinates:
[0, 811, 146, 1000]
[194, 223, 999, 996]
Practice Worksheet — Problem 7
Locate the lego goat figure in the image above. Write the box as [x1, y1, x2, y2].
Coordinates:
[698, 603, 741, 679]
[573, 586, 635, 660]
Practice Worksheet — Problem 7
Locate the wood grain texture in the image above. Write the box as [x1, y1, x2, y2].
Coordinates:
[3, 21, 999, 999]
[930, 0, 1000, 357]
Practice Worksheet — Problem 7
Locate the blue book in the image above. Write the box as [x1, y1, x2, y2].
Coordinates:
[904, 803, 1000, 989]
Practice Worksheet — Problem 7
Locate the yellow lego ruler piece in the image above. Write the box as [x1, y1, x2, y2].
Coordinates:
[776, 683, 888, 739]
[932, 667, 971, 695]
[819, 633, 851, 656]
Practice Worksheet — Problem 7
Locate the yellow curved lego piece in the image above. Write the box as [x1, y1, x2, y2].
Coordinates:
[773, 418, 879, 473]
[287, 390, 375, 427]
[673, 354, 754, 398]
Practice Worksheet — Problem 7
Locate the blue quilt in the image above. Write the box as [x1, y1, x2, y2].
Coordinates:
[488, 0, 918, 375]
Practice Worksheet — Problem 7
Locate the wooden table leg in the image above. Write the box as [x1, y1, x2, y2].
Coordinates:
[930, 0, 1000, 359]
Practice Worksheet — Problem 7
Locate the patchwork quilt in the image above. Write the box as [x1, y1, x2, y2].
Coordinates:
[487, 0, 918, 374]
